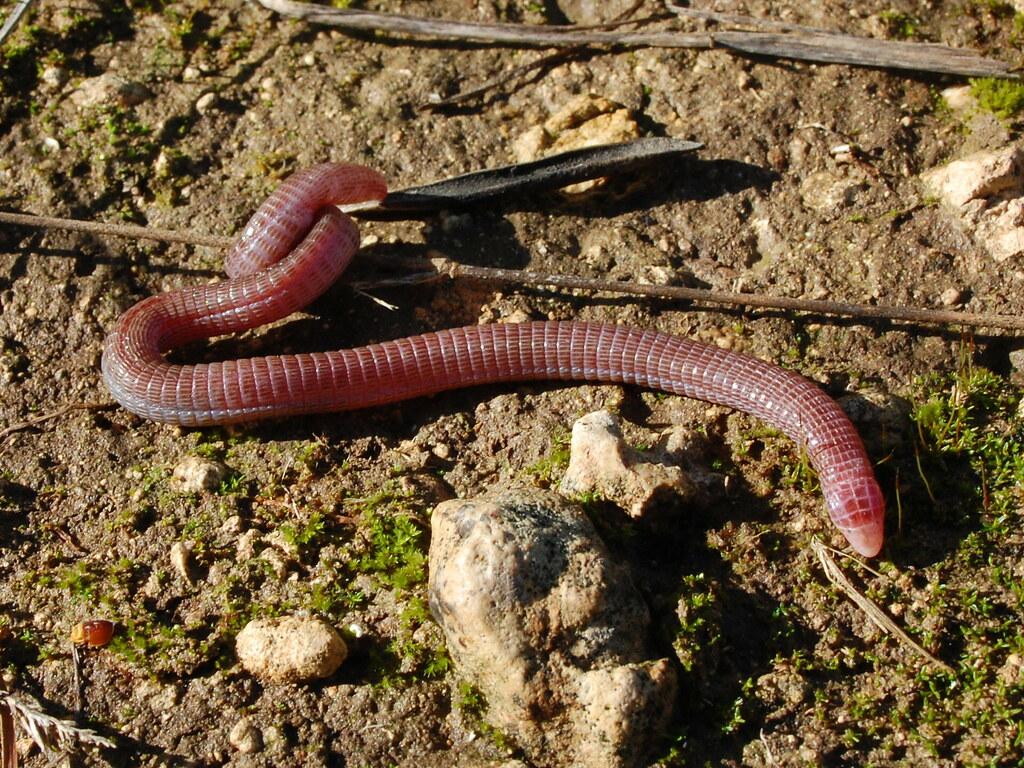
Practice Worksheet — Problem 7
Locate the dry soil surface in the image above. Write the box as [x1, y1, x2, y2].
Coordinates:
[2, 1, 1024, 766]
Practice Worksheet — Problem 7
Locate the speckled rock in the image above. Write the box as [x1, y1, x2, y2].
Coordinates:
[922, 145, 1024, 261]
[172, 456, 227, 493]
[236, 616, 347, 684]
[428, 488, 676, 768]
[559, 410, 696, 517]
[70, 72, 152, 108]
[922, 145, 1024, 208]
[228, 716, 263, 754]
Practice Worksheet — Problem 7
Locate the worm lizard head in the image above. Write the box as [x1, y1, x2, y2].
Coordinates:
[830, 477, 886, 558]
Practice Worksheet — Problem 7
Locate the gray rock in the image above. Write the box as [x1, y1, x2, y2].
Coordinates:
[559, 410, 695, 517]
[428, 488, 676, 768]
[236, 616, 347, 684]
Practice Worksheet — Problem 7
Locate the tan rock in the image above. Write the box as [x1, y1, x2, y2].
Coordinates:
[70, 73, 152, 108]
[921, 145, 1024, 208]
[236, 616, 347, 684]
[559, 410, 695, 517]
[172, 456, 227, 493]
[514, 94, 641, 193]
[429, 489, 675, 768]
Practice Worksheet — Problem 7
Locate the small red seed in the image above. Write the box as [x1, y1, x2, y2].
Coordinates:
[70, 620, 115, 647]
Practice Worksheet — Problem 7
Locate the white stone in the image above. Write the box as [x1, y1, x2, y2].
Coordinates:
[228, 717, 263, 754]
[921, 145, 1024, 208]
[939, 287, 963, 306]
[940, 85, 975, 112]
[236, 616, 347, 683]
[170, 541, 195, 583]
[40, 65, 69, 90]
[978, 198, 1024, 261]
[559, 410, 695, 518]
[195, 92, 218, 114]
[171, 456, 227, 493]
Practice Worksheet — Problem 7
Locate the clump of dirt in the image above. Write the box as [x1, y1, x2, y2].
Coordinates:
[2, 1, 1024, 766]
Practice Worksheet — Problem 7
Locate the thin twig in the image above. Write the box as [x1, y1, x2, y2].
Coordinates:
[812, 539, 955, 674]
[0, 210, 227, 249]
[250, 0, 1013, 78]
[0, 402, 116, 443]
[0, 0, 33, 48]
[422, 48, 584, 110]
[422, 0, 652, 110]
[4, 210, 1024, 332]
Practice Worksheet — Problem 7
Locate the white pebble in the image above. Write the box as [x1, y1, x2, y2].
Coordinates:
[195, 92, 218, 114]
[236, 616, 347, 683]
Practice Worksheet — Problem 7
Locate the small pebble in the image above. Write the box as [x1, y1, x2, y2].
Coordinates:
[40, 65, 69, 90]
[236, 616, 347, 683]
[172, 456, 227, 493]
[220, 515, 244, 535]
[229, 717, 264, 754]
[236, 529, 259, 560]
[195, 92, 218, 114]
[170, 541, 195, 583]
[939, 287, 963, 306]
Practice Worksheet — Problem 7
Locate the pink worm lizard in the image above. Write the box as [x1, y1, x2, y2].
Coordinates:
[101, 163, 885, 556]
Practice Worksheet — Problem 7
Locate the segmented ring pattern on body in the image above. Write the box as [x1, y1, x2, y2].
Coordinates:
[101, 163, 885, 556]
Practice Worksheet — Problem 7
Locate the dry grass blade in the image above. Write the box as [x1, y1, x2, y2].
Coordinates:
[0, 402, 116, 443]
[811, 540, 955, 674]
[250, 0, 1012, 78]
[1, 700, 16, 768]
[0, 0, 34, 48]
[0, 692, 115, 756]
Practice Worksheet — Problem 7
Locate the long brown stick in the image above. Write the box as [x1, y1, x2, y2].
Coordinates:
[2, 210, 1022, 332]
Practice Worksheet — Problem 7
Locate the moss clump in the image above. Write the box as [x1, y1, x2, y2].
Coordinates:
[970, 77, 1024, 119]
[879, 9, 921, 39]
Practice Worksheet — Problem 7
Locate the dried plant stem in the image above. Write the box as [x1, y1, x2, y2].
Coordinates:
[812, 540, 955, 674]
[0, 401, 115, 443]
[3, 210, 1022, 333]
[0, 0, 33, 48]
[250, 0, 1012, 78]
[422, 0, 651, 109]
[0, 691, 115, 757]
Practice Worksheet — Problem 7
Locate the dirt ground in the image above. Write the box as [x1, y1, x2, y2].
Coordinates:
[2, 0, 1024, 766]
